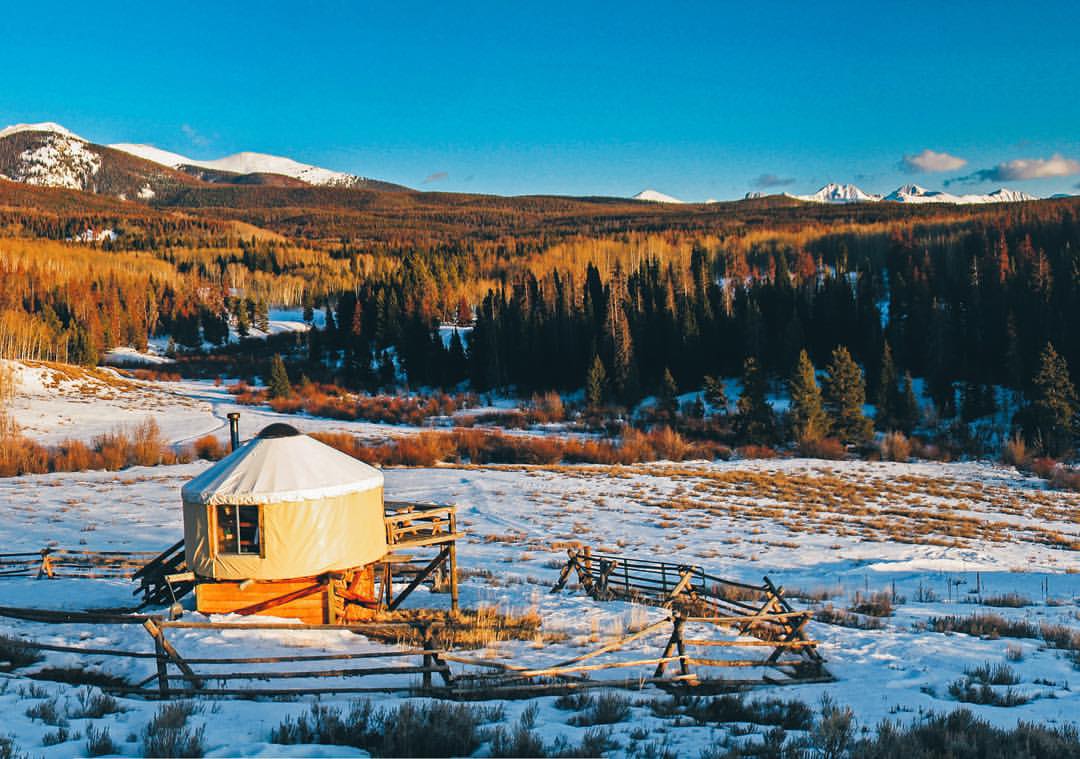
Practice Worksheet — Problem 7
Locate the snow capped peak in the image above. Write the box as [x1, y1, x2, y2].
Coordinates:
[791, 182, 1042, 206]
[0, 122, 84, 141]
[794, 183, 882, 204]
[109, 144, 368, 187]
[893, 184, 929, 196]
[632, 189, 684, 203]
[108, 143, 193, 167]
[884, 184, 956, 203]
[984, 187, 1037, 203]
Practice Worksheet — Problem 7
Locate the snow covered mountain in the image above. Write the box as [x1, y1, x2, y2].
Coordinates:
[884, 184, 1038, 204]
[0, 123, 194, 197]
[0, 121, 404, 197]
[784, 182, 1039, 205]
[790, 183, 883, 204]
[883, 184, 958, 203]
[110, 143, 375, 188]
[632, 189, 684, 203]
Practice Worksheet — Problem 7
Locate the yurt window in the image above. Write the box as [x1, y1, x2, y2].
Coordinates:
[216, 504, 262, 555]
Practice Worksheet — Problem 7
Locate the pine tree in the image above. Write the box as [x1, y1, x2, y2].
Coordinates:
[822, 346, 873, 445]
[690, 395, 706, 419]
[703, 375, 728, 415]
[897, 372, 920, 435]
[735, 357, 775, 444]
[235, 301, 251, 337]
[254, 298, 271, 333]
[378, 350, 397, 389]
[585, 355, 607, 408]
[875, 342, 900, 431]
[1021, 342, 1078, 456]
[788, 350, 828, 441]
[267, 354, 291, 399]
[659, 367, 679, 420]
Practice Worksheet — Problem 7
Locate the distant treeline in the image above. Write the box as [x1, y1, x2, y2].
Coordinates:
[1, 182, 1078, 420]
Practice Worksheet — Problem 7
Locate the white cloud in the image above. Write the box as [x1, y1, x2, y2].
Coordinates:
[949, 153, 1080, 185]
[901, 149, 967, 173]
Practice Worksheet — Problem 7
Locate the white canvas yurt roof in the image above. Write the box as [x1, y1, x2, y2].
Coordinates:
[182, 423, 383, 506]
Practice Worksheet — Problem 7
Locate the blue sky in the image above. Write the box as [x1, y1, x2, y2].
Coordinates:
[1, 1, 1078, 199]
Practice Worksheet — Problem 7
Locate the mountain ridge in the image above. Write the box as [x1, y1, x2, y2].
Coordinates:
[773, 182, 1039, 205]
[0, 122, 407, 197]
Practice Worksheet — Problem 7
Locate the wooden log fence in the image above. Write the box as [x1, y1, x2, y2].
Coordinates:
[0, 599, 831, 699]
[551, 547, 829, 678]
[0, 548, 161, 581]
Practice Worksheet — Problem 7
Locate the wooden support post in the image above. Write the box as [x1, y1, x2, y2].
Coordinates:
[595, 560, 616, 599]
[667, 569, 696, 605]
[326, 576, 337, 625]
[143, 618, 203, 690]
[551, 549, 576, 593]
[448, 511, 459, 612]
[383, 563, 394, 608]
[674, 616, 690, 678]
[654, 617, 681, 679]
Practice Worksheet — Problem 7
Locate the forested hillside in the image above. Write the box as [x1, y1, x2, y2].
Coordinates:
[1, 179, 1078, 440]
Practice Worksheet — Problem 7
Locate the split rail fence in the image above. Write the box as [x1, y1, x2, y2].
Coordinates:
[550, 547, 829, 685]
[0, 603, 829, 700]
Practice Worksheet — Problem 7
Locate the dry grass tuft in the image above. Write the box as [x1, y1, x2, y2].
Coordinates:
[361, 606, 544, 649]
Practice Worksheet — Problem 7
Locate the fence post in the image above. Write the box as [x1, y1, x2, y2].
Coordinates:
[421, 623, 433, 689]
[655, 615, 681, 678]
[448, 510, 459, 612]
[143, 618, 202, 692]
[153, 631, 168, 695]
[674, 616, 690, 678]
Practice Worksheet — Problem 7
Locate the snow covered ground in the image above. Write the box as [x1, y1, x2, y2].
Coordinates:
[1, 369, 1079, 755]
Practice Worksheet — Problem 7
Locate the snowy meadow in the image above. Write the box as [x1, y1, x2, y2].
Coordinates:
[0, 364, 1078, 757]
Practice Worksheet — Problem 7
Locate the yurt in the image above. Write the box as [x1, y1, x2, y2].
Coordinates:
[181, 423, 388, 623]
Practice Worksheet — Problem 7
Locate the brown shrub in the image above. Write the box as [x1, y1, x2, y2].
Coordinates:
[93, 430, 130, 470]
[0, 435, 50, 476]
[736, 444, 779, 459]
[51, 439, 96, 472]
[309, 431, 383, 465]
[910, 439, 948, 461]
[268, 397, 304, 414]
[1001, 434, 1029, 468]
[193, 435, 226, 462]
[130, 419, 165, 467]
[529, 391, 565, 424]
[1047, 465, 1080, 492]
[390, 432, 458, 466]
[879, 431, 911, 462]
[618, 427, 656, 463]
[131, 369, 182, 382]
[647, 427, 689, 461]
[798, 436, 848, 460]
[1030, 457, 1058, 479]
